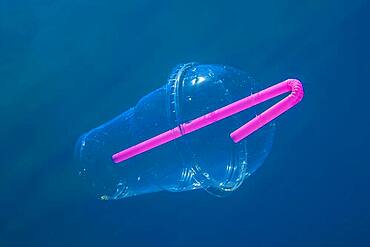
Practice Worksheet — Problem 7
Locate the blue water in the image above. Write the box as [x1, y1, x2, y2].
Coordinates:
[1, 0, 369, 246]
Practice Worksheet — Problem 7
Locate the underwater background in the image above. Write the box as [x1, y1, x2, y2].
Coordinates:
[1, 0, 370, 246]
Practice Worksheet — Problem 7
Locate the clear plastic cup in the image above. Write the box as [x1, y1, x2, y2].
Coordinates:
[75, 63, 275, 200]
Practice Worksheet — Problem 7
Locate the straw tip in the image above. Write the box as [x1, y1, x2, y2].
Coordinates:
[230, 132, 242, 143]
[111, 154, 122, 164]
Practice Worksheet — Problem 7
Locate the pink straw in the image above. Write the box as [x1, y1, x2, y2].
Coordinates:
[112, 79, 304, 164]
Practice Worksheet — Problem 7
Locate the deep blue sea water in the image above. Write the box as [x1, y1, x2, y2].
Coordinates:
[1, 0, 370, 246]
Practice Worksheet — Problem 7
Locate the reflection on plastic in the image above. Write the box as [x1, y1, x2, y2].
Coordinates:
[75, 63, 303, 200]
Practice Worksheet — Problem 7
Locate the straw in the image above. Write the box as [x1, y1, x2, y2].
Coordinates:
[112, 79, 304, 164]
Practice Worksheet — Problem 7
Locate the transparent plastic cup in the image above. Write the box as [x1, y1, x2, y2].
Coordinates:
[75, 63, 277, 200]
